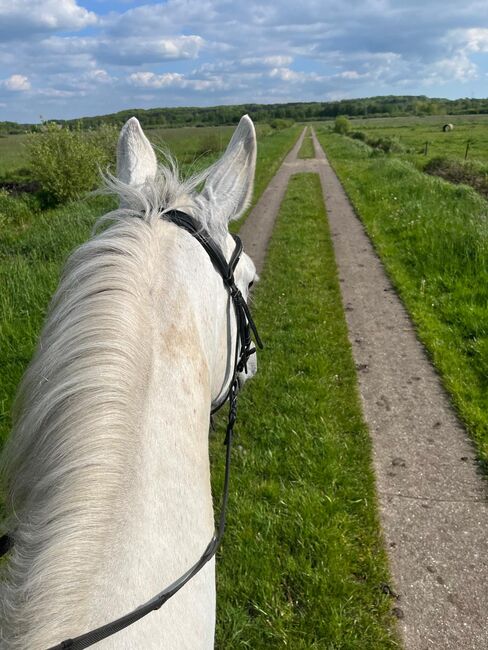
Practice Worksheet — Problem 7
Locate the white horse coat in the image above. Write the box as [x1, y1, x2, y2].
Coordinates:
[0, 116, 258, 649]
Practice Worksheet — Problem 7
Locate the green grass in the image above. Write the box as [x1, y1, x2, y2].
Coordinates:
[339, 114, 488, 166]
[315, 130, 488, 464]
[0, 133, 30, 178]
[211, 173, 399, 649]
[0, 195, 116, 439]
[297, 131, 315, 159]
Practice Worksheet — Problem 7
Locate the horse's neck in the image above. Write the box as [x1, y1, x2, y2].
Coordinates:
[88, 339, 216, 648]
[1, 222, 223, 649]
[86, 226, 220, 647]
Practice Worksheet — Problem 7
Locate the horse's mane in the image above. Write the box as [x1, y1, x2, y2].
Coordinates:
[0, 159, 213, 647]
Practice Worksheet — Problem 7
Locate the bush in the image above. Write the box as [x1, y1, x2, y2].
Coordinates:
[27, 123, 117, 206]
[424, 156, 488, 199]
[269, 118, 294, 130]
[350, 130, 368, 141]
[0, 189, 33, 227]
[334, 115, 350, 134]
[360, 134, 406, 154]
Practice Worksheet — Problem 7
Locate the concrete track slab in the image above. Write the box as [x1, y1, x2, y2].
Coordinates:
[311, 128, 488, 650]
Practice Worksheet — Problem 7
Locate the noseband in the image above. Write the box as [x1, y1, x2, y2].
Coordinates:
[0, 210, 262, 650]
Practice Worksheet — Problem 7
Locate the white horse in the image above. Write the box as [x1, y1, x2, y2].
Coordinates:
[0, 115, 258, 649]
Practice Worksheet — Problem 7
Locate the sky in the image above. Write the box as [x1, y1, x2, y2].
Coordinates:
[1, 0, 488, 123]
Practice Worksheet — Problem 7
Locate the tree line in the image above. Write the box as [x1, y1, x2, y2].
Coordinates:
[2, 95, 488, 134]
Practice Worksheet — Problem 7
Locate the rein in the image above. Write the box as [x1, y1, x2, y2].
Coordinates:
[0, 210, 262, 649]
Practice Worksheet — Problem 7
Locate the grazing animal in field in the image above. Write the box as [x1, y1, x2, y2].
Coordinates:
[442, 123, 454, 132]
[0, 115, 259, 649]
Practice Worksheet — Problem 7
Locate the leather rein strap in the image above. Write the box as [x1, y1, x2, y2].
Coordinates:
[0, 210, 263, 650]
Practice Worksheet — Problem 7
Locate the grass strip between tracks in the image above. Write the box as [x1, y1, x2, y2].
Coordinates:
[297, 131, 315, 159]
[211, 173, 399, 649]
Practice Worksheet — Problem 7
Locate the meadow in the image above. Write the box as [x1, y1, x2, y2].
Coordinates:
[0, 133, 30, 178]
[346, 114, 488, 164]
[316, 120, 488, 465]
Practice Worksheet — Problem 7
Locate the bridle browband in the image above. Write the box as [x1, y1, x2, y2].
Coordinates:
[0, 209, 263, 650]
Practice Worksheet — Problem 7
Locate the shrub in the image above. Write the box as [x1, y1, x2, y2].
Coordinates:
[424, 156, 488, 199]
[350, 130, 368, 141]
[27, 123, 117, 206]
[367, 135, 406, 154]
[334, 115, 350, 135]
[269, 118, 294, 130]
[0, 189, 33, 227]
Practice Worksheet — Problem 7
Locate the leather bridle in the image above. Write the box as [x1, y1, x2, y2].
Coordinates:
[0, 210, 263, 649]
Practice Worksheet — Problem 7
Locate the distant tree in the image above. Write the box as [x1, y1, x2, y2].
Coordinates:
[27, 122, 117, 205]
[334, 115, 350, 134]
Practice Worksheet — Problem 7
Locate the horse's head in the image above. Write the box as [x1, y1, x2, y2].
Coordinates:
[116, 114, 259, 404]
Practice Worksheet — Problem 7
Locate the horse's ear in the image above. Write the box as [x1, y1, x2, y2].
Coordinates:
[203, 115, 256, 223]
[117, 117, 157, 187]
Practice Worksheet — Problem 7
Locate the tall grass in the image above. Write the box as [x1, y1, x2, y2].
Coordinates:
[316, 130, 488, 463]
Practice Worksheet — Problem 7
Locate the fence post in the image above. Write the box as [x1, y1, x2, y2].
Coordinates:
[424, 141, 429, 156]
[464, 140, 471, 161]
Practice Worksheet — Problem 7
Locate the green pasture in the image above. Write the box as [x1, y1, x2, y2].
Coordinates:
[316, 129, 488, 465]
[0, 133, 30, 178]
[345, 114, 488, 165]
[212, 173, 398, 648]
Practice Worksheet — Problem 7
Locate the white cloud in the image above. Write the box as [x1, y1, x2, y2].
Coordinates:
[0, 0, 96, 39]
[96, 35, 204, 66]
[129, 72, 185, 89]
[2, 74, 31, 91]
[269, 67, 303, 82]
[2, 0, 488, 121]
[450, 28, 488, 54]
[128, 71, 226, 92]
[86, 69, 113, 85]
[269, 67, 326, 83]
[241, 55, 293, 67]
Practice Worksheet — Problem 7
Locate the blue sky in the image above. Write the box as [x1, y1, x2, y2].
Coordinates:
[1, 0, 487, 122]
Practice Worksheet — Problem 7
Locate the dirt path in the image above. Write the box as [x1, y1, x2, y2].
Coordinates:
[311, 128, 488, 650]
[239, 126, 306, 272]
[240, 126, 488, 649]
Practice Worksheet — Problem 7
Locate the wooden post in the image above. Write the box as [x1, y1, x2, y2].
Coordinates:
[424, 141, 429, 156]
[464, 140, 471, 160]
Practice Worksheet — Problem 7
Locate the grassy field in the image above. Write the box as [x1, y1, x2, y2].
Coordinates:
[343, 114, 488, 165]
[211, 173, 398, 648]
[0, 134, 30, 178]
[0, 126, 237, 179]
[297, 129, 315, 159]
[0, 123, 292, 180]
[316, 128, 488, 465]
[0, 124, 300, 445]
